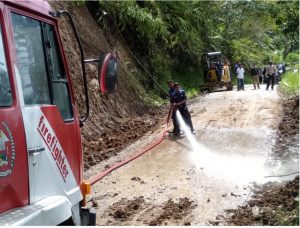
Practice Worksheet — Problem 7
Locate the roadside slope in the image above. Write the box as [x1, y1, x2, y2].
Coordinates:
[49, 2, 165, 169]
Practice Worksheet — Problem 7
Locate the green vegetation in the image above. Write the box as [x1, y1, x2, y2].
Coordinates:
[280, 71, 299, 96]
[167, 70, 202, 98]
[280, 49, 299, 96]
[127, 69, 166, 107]
[273, 200, 299, 226]
[285, 50, 299, 66]
[82, 0, 298, 103]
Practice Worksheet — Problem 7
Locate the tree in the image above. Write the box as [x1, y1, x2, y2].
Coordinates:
[84, 0, 299, 91]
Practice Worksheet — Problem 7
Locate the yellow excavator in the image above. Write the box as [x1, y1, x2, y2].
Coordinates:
[200, 52, 233, 92]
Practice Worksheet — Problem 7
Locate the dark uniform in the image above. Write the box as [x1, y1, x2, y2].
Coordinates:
[168, 87, 175, 97]
[168, 87, 179, 133]
[171, 89, 194, 134]
[216, 62, 223, 81]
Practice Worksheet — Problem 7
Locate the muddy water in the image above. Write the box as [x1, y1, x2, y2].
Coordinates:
[86, 85, 298, 225]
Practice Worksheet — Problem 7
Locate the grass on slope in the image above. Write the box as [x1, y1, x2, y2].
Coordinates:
[280, 71, 299, 96]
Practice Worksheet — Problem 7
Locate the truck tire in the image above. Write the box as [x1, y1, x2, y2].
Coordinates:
[59, 217, 75, 226]
[226, 84, 233, 91]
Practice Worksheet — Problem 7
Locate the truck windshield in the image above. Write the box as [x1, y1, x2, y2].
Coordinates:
[11, 13, 73, 121]
[0, 24, 13, 107]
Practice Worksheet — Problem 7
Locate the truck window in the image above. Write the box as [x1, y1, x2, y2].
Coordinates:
[0, 24, 13, 107]
[11, 13, 51, 105]
[42, 23, 73, 121]
[11, 13, 73, 121]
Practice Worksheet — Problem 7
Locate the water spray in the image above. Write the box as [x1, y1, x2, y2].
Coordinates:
[176, 110, 197, 149]
[176, 110, 270, 184]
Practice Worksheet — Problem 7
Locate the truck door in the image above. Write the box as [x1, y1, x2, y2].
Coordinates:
[9, 10, 82, 204]
[0, 3, 29, 214]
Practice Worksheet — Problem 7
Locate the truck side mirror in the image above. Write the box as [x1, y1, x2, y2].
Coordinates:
[98, 53, 118, 94]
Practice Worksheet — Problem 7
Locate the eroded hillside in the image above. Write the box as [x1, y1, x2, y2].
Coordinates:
[49, 2, 166, 169]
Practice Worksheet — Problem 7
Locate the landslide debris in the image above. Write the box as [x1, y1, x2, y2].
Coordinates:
[222, 176, 299, 226]
[274, 95, 299, 160]
[49, 1, 169, 171]
[101, 197, 196, 226]
[211, 95, 299, 226]
[103, 196, 150, 225]
[147, 198, 197, 226]
[82, 107, 167, 170]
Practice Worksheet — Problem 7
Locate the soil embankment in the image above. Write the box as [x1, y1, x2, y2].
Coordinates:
[50, 1, 166, 170]
[274, 95, 299, 159]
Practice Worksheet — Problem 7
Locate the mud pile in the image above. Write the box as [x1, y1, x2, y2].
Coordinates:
[82, 107, 167, 169]
[274, 95, 299, 159]
[222, 176, 299, 226]
[110, 197, 146, 220]
[147, 198, 197, 226]
[101, 197, 196, 226]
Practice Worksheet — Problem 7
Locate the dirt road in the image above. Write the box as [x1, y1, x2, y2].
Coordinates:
[85, 85, 299, 225]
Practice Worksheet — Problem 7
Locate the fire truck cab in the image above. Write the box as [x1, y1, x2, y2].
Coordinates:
[0, 0, 117, 225]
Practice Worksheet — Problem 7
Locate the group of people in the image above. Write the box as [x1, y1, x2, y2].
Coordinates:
[234, 61, 281, 91]
[167, 80, 195, 136]
[165, 61, 283, 136]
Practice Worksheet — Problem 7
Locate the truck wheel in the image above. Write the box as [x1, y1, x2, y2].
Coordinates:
[226, 84, 233, 91]
[59, 217, 75, 226]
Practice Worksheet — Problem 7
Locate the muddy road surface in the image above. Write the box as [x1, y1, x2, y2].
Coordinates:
[84, 85, 299, 225]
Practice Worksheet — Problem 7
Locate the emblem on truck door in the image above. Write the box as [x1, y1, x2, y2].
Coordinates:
[0, 122, 15, 177]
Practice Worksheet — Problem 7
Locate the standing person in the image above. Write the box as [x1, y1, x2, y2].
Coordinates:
[262, 66, 267, 83]
[167, 80, 180, 134]
[216, 61, 223, 81]
[265, 62, 276, 90]
[258, 66, 263, 84]
[224, 60, 231, 81]
[168, 80, 175, 97]
[237, 64, 245, 91]
[234, 62, 240, 90]
[282, 63, 286, 74]
[250, 64, 260, 89]
[171, 83, 195, 135]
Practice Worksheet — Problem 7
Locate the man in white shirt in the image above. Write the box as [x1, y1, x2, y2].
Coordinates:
[237, 64, 245, 91]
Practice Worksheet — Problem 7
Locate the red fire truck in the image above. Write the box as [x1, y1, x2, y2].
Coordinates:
[0, 0, 118, 225]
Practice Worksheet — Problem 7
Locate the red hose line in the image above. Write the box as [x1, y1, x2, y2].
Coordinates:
[88, 106, 173, 186]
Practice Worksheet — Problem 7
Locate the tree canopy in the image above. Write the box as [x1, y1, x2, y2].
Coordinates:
[85, 0, 299, 91]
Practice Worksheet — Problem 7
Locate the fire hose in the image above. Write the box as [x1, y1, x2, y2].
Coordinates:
[84, 105, 174, 193]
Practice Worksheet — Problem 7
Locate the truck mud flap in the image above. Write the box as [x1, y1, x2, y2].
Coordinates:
[81, 208, 96, 226]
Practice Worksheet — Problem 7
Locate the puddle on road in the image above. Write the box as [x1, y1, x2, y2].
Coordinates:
[91, 89, 299, 225]
[94, 108, 298, 225]
[189, 145, 267, 184]
[176, 110, 298, 185]
[265, 134, 299, 181]
[177, 109, 272, 184]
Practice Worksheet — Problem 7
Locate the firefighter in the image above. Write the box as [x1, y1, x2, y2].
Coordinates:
[167, 80, 180, 135]
[171, 83, 195, 135]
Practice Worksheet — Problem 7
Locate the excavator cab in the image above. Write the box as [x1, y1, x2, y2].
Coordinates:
[200, 52, 233, 92]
